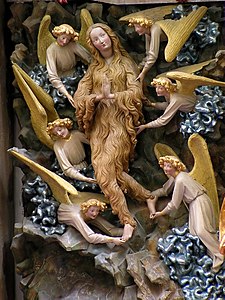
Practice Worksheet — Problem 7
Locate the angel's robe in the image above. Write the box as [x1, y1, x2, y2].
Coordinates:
[53, 130, 89, 179]
[151, 171, 224, 271]
[46, 41, 91, 96]
[147, 92, 196, 128]
[140, 23, 167, 72]
[57, 203, 118, 244]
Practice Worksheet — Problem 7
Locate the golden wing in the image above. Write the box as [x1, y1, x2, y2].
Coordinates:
[78, 8, 94, 50]
[188, 133, 219, 227]
[12, 63, 59, 149]
[8, 148, 108, 205]
[166, 71, 225, 96]
[37, 15, 55, 65]
[8, 148, 76, 204]
[156, 6, 207, 62]
[119, 5, 176, 24]
[154, 143, 179, 161]
[156, 59, 215, 78]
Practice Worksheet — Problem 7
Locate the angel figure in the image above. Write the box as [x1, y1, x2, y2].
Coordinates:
[149, 133, 224, 272]
[8, 148, 124, 245]
[58, 199, 125, 245]
[74, 23, 154, 242]
[46, 118, 96, 184]
[46, 23, 91, 106]
[119, 5, 207, 82]
[136, 70, 225, 134]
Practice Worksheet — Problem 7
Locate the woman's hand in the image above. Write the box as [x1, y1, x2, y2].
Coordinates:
[136, 124, 148, 135]
[96, 75, 114, 103]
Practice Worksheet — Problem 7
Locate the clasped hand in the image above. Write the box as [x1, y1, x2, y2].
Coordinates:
[96, 74, 114, 104]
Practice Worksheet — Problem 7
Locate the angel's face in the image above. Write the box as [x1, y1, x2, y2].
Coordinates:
[134, 24, 149, 36]
[90, 27, 112, 54]
[155, 85, 168, 97]
[163, 162, 177, 177]
[57, 34, 72, 47]
[52, 126, 70, 139]
[85, 206, 100, 220]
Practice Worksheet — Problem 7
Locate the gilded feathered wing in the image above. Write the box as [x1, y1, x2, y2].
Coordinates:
[156, 6, 207, 62]
[156, 59, 216, 79]
[8, 148, 108, 205]
[165, 71, 225, 96]
[154, 133, 219, 227]
[37, 14, 55, 65]
[154, 143, 179, 161]
[12, 63, 59, 149]
[78, 8, 94, 50]
[119, 6, 207, 63]
[188, 133, 219, 227]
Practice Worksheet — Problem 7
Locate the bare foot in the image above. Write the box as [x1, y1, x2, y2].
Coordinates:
[147, 196, 157, 217]
[122, 224, 135, 241]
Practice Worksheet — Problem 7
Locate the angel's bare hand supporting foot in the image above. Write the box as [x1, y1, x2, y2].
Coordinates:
[122, 223, 135, 242]
[146, 196, 157, 217]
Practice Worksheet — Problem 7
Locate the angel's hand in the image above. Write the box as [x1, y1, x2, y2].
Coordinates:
[86, 177, 97, 184]
[66, 93, 75, 107]
[135, 71, 145, 83]
[136, 124, 148, 135]
[150, 211, 162, 219]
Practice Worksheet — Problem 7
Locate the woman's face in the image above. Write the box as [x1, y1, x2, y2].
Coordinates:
[134, 24, 149, 36]
[57, 34, 72, 46]
[90, 27, 112, 53]
[163, 162, 177, 177]
[85, 206, 100, 220]
[52, 126, 69, 139]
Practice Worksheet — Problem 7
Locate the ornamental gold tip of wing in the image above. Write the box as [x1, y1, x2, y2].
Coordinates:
[156, 6, 207, 62]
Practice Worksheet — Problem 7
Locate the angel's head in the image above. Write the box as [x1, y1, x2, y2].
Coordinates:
[159, 155, 186, 177]
[151, 77, 177, 93]
[46, 118, 73, 140]
[128, 17, 153, 35]
[80, 199, 107, 221]
[52, 24, 79, 46]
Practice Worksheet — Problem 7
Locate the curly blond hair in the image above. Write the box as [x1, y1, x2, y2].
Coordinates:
[128, 17, 154, 28]
[80, 199, 107, 213]
[52, 24, 79, 42]
[151, 77, 177, 93]
[159, 156, 186, 172]
[46, 118, 73, 140]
